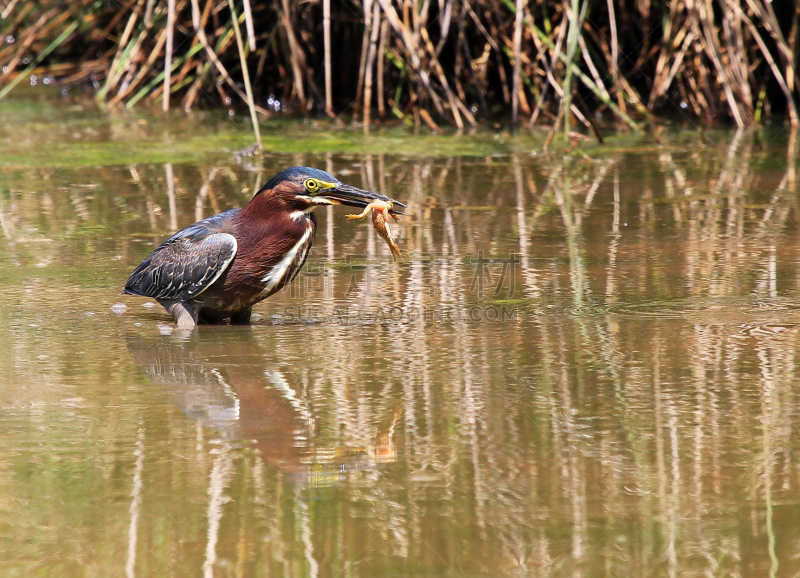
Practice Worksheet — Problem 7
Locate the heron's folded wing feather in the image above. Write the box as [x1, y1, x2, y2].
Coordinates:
[124, 233, 237, 301]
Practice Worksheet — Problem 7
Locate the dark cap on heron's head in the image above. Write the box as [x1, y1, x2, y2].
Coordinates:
[262, 166, 339, 191]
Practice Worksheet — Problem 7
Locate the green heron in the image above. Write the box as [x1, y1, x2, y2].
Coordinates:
[123, 166, 405, 327]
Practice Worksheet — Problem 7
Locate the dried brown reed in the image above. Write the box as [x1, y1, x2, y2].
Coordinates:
[0, 0, 798, 140]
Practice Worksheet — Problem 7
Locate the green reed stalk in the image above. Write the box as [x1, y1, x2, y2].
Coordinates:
[163, 0, 175, 111]
[511, 0, 524, 125]
[227, 0, 261, 147]
[0, 21, 78, 100]
[323, 0, 332, 115]
[97, 3, 142, 101]
[561, 0, 584, 140]
[531, 23, 639, 131]
[126, 42, 203, 107]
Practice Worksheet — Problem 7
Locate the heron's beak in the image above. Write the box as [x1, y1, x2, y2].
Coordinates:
[319, 183, 407, 215]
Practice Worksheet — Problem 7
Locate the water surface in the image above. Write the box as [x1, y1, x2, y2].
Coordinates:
[2, 102, 800, 576]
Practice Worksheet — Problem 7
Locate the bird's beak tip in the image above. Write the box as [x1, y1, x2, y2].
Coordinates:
[319, 183, 405, 212]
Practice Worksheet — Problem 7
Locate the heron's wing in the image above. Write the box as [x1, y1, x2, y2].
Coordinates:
[124, 231, 237, 301]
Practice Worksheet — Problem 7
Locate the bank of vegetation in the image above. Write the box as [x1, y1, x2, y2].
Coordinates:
[0, 0, 798, 141]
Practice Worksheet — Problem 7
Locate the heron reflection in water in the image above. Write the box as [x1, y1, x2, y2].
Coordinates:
[125, 329, 400, 480]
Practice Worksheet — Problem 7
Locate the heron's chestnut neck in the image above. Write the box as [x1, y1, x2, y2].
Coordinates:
[232, 183, 316, 249]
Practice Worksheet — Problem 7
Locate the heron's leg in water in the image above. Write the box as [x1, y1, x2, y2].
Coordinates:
[158, 299, 199, 328]
[230, 307, 252, 325]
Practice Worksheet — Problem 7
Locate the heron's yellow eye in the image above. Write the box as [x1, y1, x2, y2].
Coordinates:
[304, 179, 320, 192]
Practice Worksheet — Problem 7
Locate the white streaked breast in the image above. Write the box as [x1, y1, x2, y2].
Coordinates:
[260, 225, 314, 294]
[290, 206, 319, 221]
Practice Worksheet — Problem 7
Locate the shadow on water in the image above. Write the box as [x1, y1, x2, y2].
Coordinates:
[3, 103, 800, 575]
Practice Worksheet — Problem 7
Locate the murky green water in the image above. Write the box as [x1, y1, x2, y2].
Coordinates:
[2, 100, 800, 576]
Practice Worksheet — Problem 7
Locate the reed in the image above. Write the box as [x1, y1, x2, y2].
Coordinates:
[0, 0, 798, 138]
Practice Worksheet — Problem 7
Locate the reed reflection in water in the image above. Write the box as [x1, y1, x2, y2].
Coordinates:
[0, 130, 800, 575]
